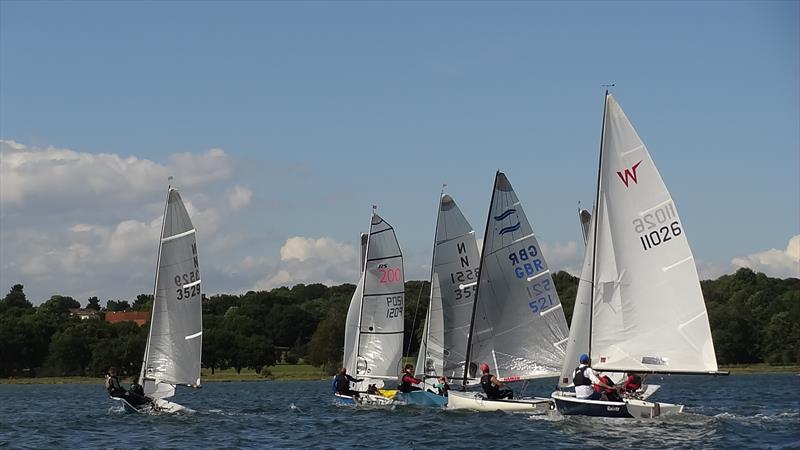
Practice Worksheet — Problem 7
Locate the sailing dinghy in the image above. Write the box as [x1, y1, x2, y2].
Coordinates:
[447, 172, 570, 412]
[399, 192, 481, 407]
[552, 92, 725, 418]
[112, 184, 203, 413]
[336, 211, 405, 407]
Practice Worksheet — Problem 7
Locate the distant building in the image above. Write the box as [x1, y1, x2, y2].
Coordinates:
[69, 308, 100, 320]
[105, 311, 150, 326]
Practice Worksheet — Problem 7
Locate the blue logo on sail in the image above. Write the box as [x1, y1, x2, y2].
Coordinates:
[498, 222, 521, 235]
[494, 209, 517, 221]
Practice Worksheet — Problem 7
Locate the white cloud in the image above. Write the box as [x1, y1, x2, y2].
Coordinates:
[227, 185, 253, 211]
[541, 240, 582, 275]
[0, 140, 233, 216]
[732, 235, 800, 279]
[250, 236, 359, 290]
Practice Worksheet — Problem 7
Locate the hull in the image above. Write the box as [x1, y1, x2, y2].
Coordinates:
[446, 391, 553, 413]
[551, 391, 683, 418]
[396, 390, 447, 407]
[334, 393, 396, 407]
[111, 397, 190, 414]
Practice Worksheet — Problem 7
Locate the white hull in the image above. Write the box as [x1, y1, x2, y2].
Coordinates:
[113, 397, 192, 414]
[334, 393, 397, 407]
[446, 391, 553, 413]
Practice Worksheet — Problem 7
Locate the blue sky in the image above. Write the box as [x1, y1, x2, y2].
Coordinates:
[1, 1, 798, 303]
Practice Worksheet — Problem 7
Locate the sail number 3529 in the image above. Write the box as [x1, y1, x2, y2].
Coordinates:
[175, 270, 200, 300]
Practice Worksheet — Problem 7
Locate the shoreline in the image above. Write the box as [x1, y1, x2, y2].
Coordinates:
[1, 364, 797, 385]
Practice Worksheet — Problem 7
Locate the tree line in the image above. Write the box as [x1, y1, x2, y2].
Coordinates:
[0, 267, 797, 379]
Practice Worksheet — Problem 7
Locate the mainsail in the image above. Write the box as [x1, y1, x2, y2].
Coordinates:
[589, 93, 718, 373]
[415, 194, 480, 380]
[343, 213, 405, 388]
[140, 187, 203, 399]
[465, 172, 570, 382]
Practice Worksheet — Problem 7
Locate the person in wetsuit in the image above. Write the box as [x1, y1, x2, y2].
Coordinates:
[479, 363, 513, 400]
[399, 364, 423, 393]
[334, 367, 363, 397]
[105, 367, 151, 406]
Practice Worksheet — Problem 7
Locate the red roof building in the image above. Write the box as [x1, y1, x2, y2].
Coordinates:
[105, 311, 150, 326]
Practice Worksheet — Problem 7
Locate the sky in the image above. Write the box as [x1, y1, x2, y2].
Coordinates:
[1, 1, 798, 305]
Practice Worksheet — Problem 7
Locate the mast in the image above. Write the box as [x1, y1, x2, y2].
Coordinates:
[352, 206, 375, 377]
[588, 91, 609, 361]
[461, 171, 499, 388]
[416, 185, 446, 375]
[140, 178, 172, 383]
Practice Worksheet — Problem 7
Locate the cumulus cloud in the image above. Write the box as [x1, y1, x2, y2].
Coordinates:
[0, 140, 233, 217]
[541, 240, 582, 275]
[251, 236, 359, 290]
[732, 235, 800, 279]
[227, 185, 253, 211]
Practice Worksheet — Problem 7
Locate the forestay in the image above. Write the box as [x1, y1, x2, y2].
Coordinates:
[416, 194, 480, 381]
[141, 188, 203, 399]
[590, 94, 718, 373]
[468, 172, 569, 381]
[345, 213, 405, 389]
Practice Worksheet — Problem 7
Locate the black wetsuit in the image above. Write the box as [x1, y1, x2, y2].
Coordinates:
[480, 374, 513, 400]
[335, 373, 360, 396]
[106, 375, 150, 406]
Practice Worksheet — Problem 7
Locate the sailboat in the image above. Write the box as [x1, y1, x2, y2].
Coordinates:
[447, 171, 571, 412]
[112, 183, 203, 413]
[337, 210, 405, 406]
[551, 92, 724, 418]
[401, 192, 481, 407]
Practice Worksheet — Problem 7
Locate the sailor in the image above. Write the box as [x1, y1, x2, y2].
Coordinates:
[573, 354, 618, 401]
[334, 367, 362, 396]
[434, 375, 450, 397]
[399, 364, 423, 393]
[105, 367, 150, 406]
[479, 363, 513, 400]
[623, 372, 643, 393]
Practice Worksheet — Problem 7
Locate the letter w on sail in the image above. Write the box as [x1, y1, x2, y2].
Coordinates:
[616, 161, 643, 187]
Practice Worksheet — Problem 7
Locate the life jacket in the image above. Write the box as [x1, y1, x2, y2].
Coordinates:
[106, 375, 125, 397]
[573, 366, 591, 386]
[480, 374, 499, 397]
[399, 373, 419, 393]
[334, 373, 350, 393]
[625, 374, 642, 391]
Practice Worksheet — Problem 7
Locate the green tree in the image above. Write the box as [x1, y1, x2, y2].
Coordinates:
[106, 300, 130, 311]
[0, 284, 33, 312]
[86, 296, 101, 311]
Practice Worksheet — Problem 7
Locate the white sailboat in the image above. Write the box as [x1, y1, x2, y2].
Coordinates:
[403, 192, 481, 407]
[552, 92, 724, 418]
[337, 210, 405, 406]
[448, 171, 570, 412]
[114, 184, 203, 413]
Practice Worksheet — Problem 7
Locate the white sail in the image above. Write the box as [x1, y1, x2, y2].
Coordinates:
[590, 94, 718, 373]
[345, 213, 405, 387]
[558, 210, 595, 388]
[141, 187, 203, 399]
[468, 172, 570, 381]
[416, 194, 480, 380]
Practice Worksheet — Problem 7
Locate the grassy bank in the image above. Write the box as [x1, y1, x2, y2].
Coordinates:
[0, 364, 328, 385]
[3, 363, 797, 384]
[719, 364, 800, 373]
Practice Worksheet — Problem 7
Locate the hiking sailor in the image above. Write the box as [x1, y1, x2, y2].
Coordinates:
[573, 354, 619, 401]
[479, 363, 513, 400]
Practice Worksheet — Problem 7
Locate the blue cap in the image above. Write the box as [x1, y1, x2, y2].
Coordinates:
[579, 354, 590, 364]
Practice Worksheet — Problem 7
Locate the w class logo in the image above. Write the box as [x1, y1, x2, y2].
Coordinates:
[616, 160, 643, 187]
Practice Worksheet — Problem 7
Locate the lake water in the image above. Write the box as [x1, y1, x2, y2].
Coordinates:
[1, 373, 798, 449]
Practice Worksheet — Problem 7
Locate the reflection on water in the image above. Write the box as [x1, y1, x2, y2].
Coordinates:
[0, 373, 798, 449]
